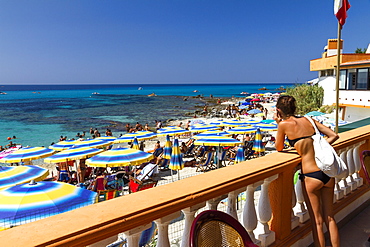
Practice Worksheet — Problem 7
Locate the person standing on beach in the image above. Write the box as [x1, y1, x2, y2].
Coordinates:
[274, 95, 340, 247]
[144, 123, 150, 131]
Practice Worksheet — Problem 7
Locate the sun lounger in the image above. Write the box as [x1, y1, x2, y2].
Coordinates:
[195, 151, 214, 172]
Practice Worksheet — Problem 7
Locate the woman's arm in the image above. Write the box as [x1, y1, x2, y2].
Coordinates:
[273, 111, 285, 151]
[314, 119, 339, 144]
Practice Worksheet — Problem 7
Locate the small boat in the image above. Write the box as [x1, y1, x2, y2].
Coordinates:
[193, 90, 199, 93]
[240, 92, 248, 95]
[92, 92, 100, 95]
[138, 87, 143, 90]
[148, 93, 157, 97]
[0, 91, 7, 95]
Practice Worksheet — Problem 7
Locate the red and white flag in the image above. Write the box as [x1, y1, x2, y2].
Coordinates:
[334, 0, 351, 26]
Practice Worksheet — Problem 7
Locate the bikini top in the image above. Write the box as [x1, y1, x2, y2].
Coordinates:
[287, 135, 312, 147]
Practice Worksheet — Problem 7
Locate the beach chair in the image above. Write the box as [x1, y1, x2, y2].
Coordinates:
[360, 150, 370, 184]
[189, 210, 258, 247]
[195, 151, 214, 172]
[98, 189, 119, 201]
[129, 164, 158, 193]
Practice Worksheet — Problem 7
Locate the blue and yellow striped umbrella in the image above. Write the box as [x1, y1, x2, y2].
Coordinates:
[163, 135, 172, 160]
[72, 139, 113, 149]
[0, 181, 97, 229]
[86, 148, 153, 167]
[96, 136, 117, 142]
[131, 137, 140, 150]
[44, 147, 104, 163]
[169, 139, 183, 171]
[252, 128, 265, 154]
[0, 147, 56, 163]
[235, 146, 245, 164]
[243, 119, 261, 125]
[209, 119, 225, 126]
[221, 120, 247, 127]
[189, 124, 220, 133]
[227, 126, 257, 135]
[194, 135, 242, 147]
[49, 140, 80, 151]
[0, 166, 49, 190]
[114, 131, 157, 143]
[253, 123, 278, 131]
[156, 127, 190, 137]
[193, 130, 231, 139]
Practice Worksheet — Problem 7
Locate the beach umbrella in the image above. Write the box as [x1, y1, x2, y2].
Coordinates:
[235, 146, 245, 164]
[221, 120, 247, 127]
[261, 119, 275, 124]
[156, 127, 190, 137]
[243, 119, 261, 125]
[305, 111, 325, 117]
[49, 140, 80, 151]
[96, 136, 117, 142]
[247, 109, 262, 114]
[194, 135, 242, 168]
[251, 98, 260, 102]
[227, 126, 257, 135]
[0, 181, 97, 229]
[254, 123, 278, 131]
[131, 137, 140, 150]
[114, 131, 157, 143]
[0, 147, 56, 164]
[86, 148, 153, 167]
[252, 128, 265, 155]
[193, 130, 231, 139]
[163, 135, 172, 160]
[169, 139, 184, 181]
[0, 147, 21, 160]
[189, 124, 220, 133]
[44, 147, 104, 164]
[194, 135, 242, 147]
[209, 119, 225, 126]
[220, 101, 235, 105]
[190, 119, 205, 125]
[71, 139, 113, 149]
[0, 165, 49, 190]
[245, 96, 254, 99]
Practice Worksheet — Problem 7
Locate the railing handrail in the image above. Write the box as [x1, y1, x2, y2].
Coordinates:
[1, 125, 370, 247]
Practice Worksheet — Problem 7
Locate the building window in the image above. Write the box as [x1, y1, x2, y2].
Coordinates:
[339, 70, 347, 89]
[347, 69, 356, 90]
[357, 68, 369, 89]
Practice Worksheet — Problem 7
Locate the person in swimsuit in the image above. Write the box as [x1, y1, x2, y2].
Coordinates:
[274, 95, 340, 247]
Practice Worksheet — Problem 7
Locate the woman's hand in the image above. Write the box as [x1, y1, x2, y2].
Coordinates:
[273, 112, 282, 124]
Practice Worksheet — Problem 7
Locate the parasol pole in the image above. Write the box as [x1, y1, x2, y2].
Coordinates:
[335, 22, 342, 133]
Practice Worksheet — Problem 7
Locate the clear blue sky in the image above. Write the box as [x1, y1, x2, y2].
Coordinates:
[1, 0, 369, 85]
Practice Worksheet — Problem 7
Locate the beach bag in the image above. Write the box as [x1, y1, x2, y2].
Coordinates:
[305, 116, 348, 179]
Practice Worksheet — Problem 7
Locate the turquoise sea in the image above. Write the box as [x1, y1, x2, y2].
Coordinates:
[0, 83, 298, 147]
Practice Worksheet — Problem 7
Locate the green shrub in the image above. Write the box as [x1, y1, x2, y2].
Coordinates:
[286, 84, 324, 115]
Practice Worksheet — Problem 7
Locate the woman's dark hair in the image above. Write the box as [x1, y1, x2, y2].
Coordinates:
[276, 95, 296, 116]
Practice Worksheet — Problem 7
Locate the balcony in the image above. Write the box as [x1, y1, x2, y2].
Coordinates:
[0, 125, 369, 247]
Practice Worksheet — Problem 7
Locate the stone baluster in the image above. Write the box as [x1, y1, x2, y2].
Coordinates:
[339, 149, 351, 196]
[294, 170, 309, 223]
[257, 175, 278, 247]
[207, 195, 227, 210]
[180, 202, 206, 247]
[291, 176, 299, 230]
[154, 212, 181, 247]
[353, 141, 365, 187]
[123, 223, 153, 247]
[227, 187, 246, 220]
[334, 149, 345, 201]
[242, 181, 262, 246]
[346, 145, 358, 191]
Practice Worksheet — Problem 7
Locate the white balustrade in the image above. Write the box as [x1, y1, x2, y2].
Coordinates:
[242, 182, 262, 245]
[180, 202, 206, 247]
[207, 195, 227, 210]
[346, 145, 358, 191]
[154, 212, 181, 247]
[227, 187, 246, 220]
[123, 223, 152, 247]
[353, 141, 365, 187]
[257, 175, 277, 247]
[291, 176, 299, 229]
[340, 149, 351, 196]
[294, 170, 309, 223]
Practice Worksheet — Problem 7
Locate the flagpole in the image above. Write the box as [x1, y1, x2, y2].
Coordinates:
[335, 22, 342, 133]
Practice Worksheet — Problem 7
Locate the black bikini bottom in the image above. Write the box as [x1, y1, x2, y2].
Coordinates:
[299, 170, 331, 184]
